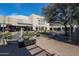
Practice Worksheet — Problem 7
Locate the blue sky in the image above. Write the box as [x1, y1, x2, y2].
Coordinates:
[0, 3, 48, 16]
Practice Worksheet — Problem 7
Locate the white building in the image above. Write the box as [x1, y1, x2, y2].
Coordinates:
[30, 14, 50, 31]
[0, 14, 50, 31]
[50, 21, 77, 32]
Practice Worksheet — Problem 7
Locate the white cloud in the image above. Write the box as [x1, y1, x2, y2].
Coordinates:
[10, 13, 18, 15]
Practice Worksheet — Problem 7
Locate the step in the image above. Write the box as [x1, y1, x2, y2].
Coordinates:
[36, 50, 56, 56]
[29, 47, 43, 55]
[25, 44, 57, 56]
[33, 49, 44, 56]
[26, 44, 37, 50]
[35, 51, 47, 56]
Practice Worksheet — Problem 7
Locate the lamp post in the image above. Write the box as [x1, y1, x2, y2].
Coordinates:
[68, 4, 72, 42]
[2, 16, 6, 39]
[20, 27, 23, 37]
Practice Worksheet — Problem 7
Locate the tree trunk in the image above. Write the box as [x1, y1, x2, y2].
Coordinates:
[64, 24, 67, 36]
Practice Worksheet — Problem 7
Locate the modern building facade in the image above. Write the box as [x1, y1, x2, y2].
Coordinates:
[50, 21, 77, 32]
[0, 14, 77, 32]
[0, 14, 50, 32]
[30, 14, 50, 31]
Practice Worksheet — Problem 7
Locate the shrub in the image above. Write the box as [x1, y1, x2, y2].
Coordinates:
[23, 37, 36, 46]
[23, 31, 35, 36]
[4, 32, 11, 35]
[39, 32, 50, 36]
[3, 32, 12, 39]
[36, 32, 40, 37]
[4, 35, 12, 39]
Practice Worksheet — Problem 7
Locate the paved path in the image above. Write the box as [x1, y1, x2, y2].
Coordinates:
[0, 42, 55, 56]
[36, 36, 79, 56]
[0, 32, 31, 56]
[25, 44, 56, 56]
[0, 42, 31, 56]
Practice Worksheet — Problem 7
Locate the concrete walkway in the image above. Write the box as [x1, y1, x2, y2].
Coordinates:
[0, 42, 31, 56]
[36, 36, 79, 56]
[25, 44, 56, 56]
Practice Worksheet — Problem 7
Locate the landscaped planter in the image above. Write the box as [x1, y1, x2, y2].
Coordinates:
[23, 37, 36, 46]
[24, 40, 36, 46]
[18, 41, 25, 48]
[0, 39, 7, 45]
[36, 32, 40, 37]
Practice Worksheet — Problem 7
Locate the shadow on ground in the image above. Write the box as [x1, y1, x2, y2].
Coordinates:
[0, 42, 32, 56]
[42, 32, 79, 46]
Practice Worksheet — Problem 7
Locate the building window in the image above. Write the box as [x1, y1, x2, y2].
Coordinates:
[62, 27, 65, 31]
[41, 27, 44, 30]
[62, 27, 70, 31]
[57, 28, 61, 31]
[36, 27, 38, 31]
[45, 27, 47, 30]
[38, 20, 40, 25]
[53, 28, 61, 31]
[53, 28, 57, 31]
[50, 28, 52, 31]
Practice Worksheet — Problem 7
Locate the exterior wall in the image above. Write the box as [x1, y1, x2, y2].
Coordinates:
[7, 17, 17, 25]
[0, 14, 76, 32]
[8, 15, 32, 26]
[0, 16, 8, 24]
[0, 14, 50, 31]
[50, 23, 76, 32]
[0, 16, 17, 26]
[30, 14, 50, 31]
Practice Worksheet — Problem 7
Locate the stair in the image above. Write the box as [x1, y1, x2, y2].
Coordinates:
[36, 51, 47, 56]
[26, 44, 37, 50]
[25, 44, 56, 56]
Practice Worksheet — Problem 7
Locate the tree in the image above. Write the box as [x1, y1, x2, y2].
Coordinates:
[42, 3, 79, 36]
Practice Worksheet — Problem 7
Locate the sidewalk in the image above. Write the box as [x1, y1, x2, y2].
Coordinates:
[0, 42, 31, 56]
[36, 36, 79, 56]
